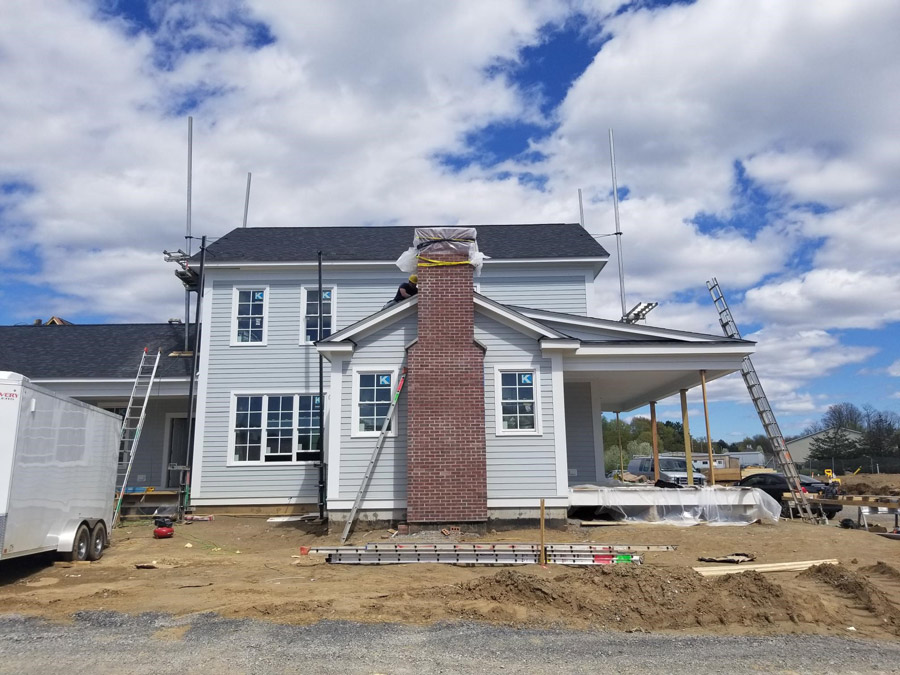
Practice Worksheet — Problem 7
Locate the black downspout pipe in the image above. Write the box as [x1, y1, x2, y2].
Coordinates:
[317, 250, 327, 520]
[181, 235, 206, 518]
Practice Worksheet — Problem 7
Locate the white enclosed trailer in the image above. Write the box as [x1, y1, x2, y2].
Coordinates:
[0, 371, 121, 562]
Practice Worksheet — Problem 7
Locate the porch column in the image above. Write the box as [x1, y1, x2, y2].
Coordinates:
[680, 389, 694, 485]
[650, 401, 660, 481]
[699, 370, 716, 485]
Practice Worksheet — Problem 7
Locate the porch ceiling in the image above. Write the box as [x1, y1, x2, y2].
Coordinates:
[563, 367, 736, 413]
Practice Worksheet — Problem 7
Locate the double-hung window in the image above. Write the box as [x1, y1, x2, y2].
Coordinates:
[352, 371, 396, 436]
[302, 287, 334, 343]
[233, 287, 267, 344]
[232, 393, 323, 464]
[496, 368, 540, 435]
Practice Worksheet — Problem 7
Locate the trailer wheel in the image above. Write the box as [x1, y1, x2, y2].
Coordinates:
[63, 524, 91, 562]
[88, 523, 107, 561]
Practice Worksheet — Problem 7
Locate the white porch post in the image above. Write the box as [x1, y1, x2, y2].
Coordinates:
[550, 354, 569, 497]
[590, 381, 605, 482]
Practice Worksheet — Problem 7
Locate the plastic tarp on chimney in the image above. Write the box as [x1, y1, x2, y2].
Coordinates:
[569, 484, 782, 526]
[396, 226, 487, 275]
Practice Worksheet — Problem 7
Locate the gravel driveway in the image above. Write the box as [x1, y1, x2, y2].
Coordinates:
[1, 613, 899, 674]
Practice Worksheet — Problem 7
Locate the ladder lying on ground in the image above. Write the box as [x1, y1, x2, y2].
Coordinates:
[112, 348, 161, 526]
[341, 367, 407, 544]
[308, 542, 669, 565]
[707, 278, 822, 524]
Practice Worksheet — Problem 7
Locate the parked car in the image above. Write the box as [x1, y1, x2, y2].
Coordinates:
[627, 456, 707, 486]
[736, 472, 842, 519]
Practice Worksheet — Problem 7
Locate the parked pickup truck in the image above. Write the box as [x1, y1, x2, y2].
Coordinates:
[627, 456, 707, 486]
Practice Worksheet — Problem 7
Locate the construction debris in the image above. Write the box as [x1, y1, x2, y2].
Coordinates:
[693, 559, 839, 576]
[697, 553, 756, 564]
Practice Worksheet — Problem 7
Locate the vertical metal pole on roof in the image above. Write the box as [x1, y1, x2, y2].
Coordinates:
[577, 188, 585, 228]
[242, 172, 252, 228]
[609, 129, 627, 321]
[184, 116, 193, 351]
[181, 236, 205, 518]
[317, 250, 326, 520]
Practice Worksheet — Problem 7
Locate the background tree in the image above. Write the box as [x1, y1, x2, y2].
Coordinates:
[808, 426, 861, 460]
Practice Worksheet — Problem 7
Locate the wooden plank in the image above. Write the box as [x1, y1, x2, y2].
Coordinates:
[693, 559, 839, 577]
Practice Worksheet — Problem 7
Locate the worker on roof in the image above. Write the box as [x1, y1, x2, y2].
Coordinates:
[383, 274, 418, 309]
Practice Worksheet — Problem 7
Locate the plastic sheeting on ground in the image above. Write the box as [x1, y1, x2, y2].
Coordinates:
[569, 484, 782, 526]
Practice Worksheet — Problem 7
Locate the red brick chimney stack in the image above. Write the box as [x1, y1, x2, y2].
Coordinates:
[406, 228, 488, 523]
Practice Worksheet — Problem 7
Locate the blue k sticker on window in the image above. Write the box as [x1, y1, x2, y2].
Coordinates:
[379, 375, 391, 386]
[253, 291, 264, 301]
[322, 290, 331, 300]
[520, 373, 532, 385]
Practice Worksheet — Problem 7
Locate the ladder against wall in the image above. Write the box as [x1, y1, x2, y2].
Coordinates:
[707, 279, 822, 524]
[112, 348, 161, 526]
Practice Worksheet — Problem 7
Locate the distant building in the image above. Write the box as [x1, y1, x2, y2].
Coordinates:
[785, 427, 865, 466]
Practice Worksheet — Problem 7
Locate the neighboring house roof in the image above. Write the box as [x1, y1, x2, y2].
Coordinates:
[786, 427, 865, 445]
[198, 223, 609, 264]
[0, 323, 196, 379]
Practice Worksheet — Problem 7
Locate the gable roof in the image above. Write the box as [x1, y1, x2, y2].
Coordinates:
[200, 223, 609, 264]
[509, 305, 754, 345]
[0, 324, 196, 380]
[786, 427, 865, 445]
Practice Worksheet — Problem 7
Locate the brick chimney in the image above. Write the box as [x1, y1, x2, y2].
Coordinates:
[406, 228, 488, 523]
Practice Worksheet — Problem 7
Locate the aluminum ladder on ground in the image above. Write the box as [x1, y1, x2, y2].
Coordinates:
[706, 278, 822, 524]
[340, 367, 407, 544]
[112, 348, 161, 527]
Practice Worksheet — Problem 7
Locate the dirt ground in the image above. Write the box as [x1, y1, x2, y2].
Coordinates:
[2, 499, 900, 641]
[837, 472, 900, 496]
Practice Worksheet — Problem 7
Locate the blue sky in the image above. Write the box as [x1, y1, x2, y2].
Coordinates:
[1, 0, 899, 439]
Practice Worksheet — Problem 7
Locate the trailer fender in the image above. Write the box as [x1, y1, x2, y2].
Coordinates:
[55, 518, 99, 553]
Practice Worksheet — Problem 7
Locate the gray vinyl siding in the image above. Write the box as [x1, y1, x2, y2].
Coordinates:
[196, 265, 582, 503]
[477, 314, 557, 498]
[479, 275, 587, 315]
[81, 397, 188, 489]
[336, 314, 415, 501]
[564, 383, 596, 484]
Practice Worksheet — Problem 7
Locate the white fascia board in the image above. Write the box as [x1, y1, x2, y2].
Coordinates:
[202, 257, 608, 272]
[474, 297, 562, 340]
[572, 343, 754, 357]
[316, 342, 355, 360]
[319, 297, 417, 346]
[540, 338, 580, 354]
[189, 497, 319, 506]
[31, 378, 190, 398]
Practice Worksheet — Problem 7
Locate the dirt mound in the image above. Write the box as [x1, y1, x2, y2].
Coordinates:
[415, 566, 820, 631]
[842, 482, 900, 496]
[861, 561, 900, 580]
[800, 563, 900, 634]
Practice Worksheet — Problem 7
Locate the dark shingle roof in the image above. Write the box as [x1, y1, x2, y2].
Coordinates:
[0, 324, 196, 379]
[199, 224, 609, 263]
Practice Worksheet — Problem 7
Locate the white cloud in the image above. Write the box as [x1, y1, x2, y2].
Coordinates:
[888, 360, 900, 377]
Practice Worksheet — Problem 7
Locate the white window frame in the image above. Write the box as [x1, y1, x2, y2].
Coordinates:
[226, 390, 324, 466]
[300, 285, 337, 344]
[230, 285, 269, 346]
[351, 367, 399, 438]
[493, 365, 542, 436]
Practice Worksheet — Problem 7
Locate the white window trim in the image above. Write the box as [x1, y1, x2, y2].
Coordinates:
[350, 367, 399, 438]
[230, 285, 269, 347]
[493, 365, 542, 436]
[299, 285, 337, 345]
[226, 389, 324, 466]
